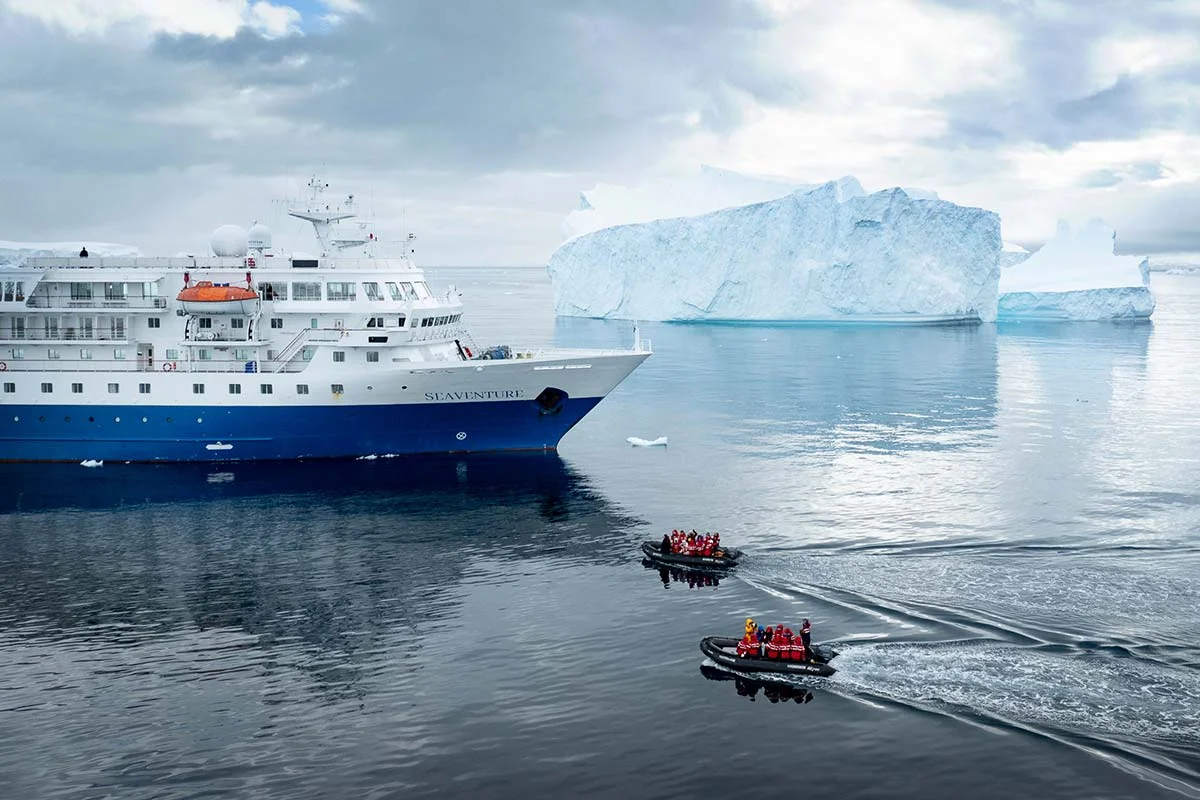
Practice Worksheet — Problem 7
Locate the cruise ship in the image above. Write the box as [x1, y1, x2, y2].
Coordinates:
[0, 180, 650, 462]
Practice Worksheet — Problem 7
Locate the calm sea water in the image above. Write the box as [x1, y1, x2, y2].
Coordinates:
[2, 271, 1199, 799]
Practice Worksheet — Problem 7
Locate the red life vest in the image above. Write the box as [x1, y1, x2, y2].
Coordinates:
[792, 640, 806, 661]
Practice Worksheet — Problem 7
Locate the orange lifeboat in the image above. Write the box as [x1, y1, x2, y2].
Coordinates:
[176, 281, 260, 315]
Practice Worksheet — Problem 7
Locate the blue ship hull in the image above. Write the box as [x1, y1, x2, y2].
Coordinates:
[0, 397, 603, 463]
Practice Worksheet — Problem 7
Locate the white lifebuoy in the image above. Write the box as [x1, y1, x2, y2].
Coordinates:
[0, 361, 6, 371]
[160, 361, 177, 372]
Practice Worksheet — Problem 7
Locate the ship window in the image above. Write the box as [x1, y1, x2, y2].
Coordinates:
[104, 282, 127, 301]
[228, 384, 242, 395]
[147, 318, 160, 329]
[296, 384, 309, 394]
[400, 282, 418, 301]
[234, 349, 251, 360]
[199, 318, 212, 329]
[331, 384, 344, 395]
[231, 318, 245, 329]
[139, 383, 151, 394]
[48, 348, 60, 360]
[292, 282, 321, 301]
[70, 283, 93, 301]
[13, 318, 25, 338]
[397, 315, 406, 327]
[2, 282, 11, 301]
[364, 282, 383, 301]
[327, 282, 355, 301]
[142, 282, 159, 298]
[260, 282, 287, 301]
[366, 317, 376, 328]
[80, 348, 91, 360]
[72, 383, 83, 393]
[333, 351, 345, 363]
[14, 282, 23, 301]
[420, 318, 428, 328]
[46, 319, 59, 338]
[108, 383, 119, 394]
[387, 282, 403, 300]
[2, 383, 13, 393]
[368, 336, 387, 344]
[197, 349, 212, 360]
[310, 318, 318, 329]
[41, 382, 52, 394]
[114, 348, 126, 360]
[165, 349, 179, 360]
[111, 319, 125, 339]
[367, 351, 380, 363]
[415, 282, 431, 299]
[301, 347, 314, 361]
[260, 384, 273, 395]
[193, 384, 205, 394]
[270, 318, 284, 329]
[9, 348, 24, 359]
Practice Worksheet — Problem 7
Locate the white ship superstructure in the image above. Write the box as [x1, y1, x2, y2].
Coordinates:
[0, 180, 650, 462]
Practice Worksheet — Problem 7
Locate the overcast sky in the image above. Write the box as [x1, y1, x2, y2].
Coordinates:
[1, 0, 1198, 264]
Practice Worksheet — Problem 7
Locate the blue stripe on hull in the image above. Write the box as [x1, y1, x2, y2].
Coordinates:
[0, 398, 603, 463]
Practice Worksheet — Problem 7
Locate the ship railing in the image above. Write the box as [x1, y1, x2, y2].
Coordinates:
[24, 297, 168, 310]
[0, 331, 130, 343]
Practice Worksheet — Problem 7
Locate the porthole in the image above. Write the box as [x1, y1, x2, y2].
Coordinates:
[196, 417, 203, 423]
[38, 416, 45, 423]
[141, 417, 148, 423]
[401, 385, 408, 390]
[13, 416, 18, 422]
[115, 417, 121, 423]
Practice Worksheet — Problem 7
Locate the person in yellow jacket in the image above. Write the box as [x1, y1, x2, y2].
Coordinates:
[744, 617, 756, 638]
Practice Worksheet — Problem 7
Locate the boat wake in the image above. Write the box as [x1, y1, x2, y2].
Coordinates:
[734, 554, 1200, 798]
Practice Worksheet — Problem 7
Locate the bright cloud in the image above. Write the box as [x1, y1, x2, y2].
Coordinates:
[0, 0, 301, 38]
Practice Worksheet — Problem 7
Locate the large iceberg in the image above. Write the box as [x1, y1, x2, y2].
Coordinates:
[997, 220, 1154, 320]
[549, 178, 1001, 323]
[0, 240, 141, 265]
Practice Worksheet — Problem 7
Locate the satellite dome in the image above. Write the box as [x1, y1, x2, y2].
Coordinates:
[210, 224, 249, 257]
[247, 222, 272, 251]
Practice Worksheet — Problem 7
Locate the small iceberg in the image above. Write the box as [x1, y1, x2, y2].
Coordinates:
[627, 436, 668, 447]
[79, 459, 103, 468]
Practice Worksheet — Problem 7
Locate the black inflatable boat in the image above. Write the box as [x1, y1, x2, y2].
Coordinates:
[700, 636, 838, 678]
[641, 541, 742, 570]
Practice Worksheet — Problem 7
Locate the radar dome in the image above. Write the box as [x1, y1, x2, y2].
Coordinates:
[210, 224, 249, 257]
[247, 222, 272, 251]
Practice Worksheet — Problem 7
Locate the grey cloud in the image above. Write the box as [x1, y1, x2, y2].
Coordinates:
[147, 0, 783, 172]
[929, 2, 1200, 150]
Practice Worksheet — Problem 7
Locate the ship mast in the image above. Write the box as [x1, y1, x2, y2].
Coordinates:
[286, 177, 354, 257]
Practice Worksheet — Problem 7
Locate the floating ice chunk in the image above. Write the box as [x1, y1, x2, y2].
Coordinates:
[998, 219, 1154, 320]
[79, 459, 103, 468]
[627, 436, 668, 447]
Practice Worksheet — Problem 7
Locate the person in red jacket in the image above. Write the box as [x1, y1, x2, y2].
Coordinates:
[736, 634, 755, 658]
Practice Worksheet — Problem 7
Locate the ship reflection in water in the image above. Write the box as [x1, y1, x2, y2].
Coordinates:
[700, 665, 815, 705]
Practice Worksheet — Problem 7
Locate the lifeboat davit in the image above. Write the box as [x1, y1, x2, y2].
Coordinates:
[176, 282, 260, 315]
